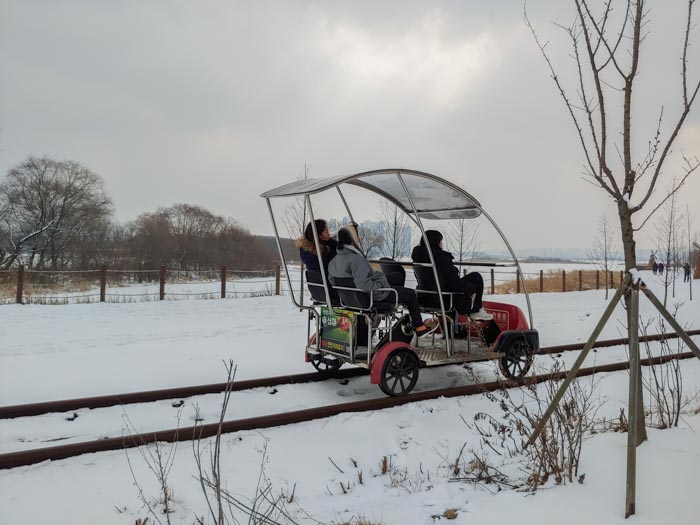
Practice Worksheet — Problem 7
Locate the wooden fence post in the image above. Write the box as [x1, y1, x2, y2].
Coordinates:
[16, 265, 24, 304]
[620, 270, 624, 285]
[562, 270, 566, 292]
[539, 270, 543, 293]
[221, 266, 227, 299]
[490, 268, 495, 295]
[579, 270, 583, 291]
[159, 265, 166, 300]
[516, 269, 521, 294]
[100, 265, 107, 302]
[610, 270, 614, 289]
[275, 265, 281, 296]
[596, 270, 600, 290]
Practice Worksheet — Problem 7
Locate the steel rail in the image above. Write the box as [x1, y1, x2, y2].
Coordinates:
[1, 348, 698, 470]
[1, 329, 698, 420]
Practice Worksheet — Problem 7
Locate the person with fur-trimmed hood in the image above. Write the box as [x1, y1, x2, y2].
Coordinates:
[411, 230, 492, 321]
[297, 219, 338, 274]
[328, 224, 438, 337]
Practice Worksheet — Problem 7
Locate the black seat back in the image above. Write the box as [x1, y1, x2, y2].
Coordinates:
[413, 264, 446, 309]
[305, 270, 339, 304]
[413, 264, 440, 290]
[331, 276, 371, 309]
[379, 257, 406, 287]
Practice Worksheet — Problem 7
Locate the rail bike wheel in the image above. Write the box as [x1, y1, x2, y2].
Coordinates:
[379, 349, 420, 396]
[499, 337, 534, 379]
[310, 353, 343, 373]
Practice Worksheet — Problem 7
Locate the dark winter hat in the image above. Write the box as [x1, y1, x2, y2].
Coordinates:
[304, 219, 327, 242]
[420, 230, 443, 248]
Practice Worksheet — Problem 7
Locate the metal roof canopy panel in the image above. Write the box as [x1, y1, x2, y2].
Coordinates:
[261, 169, 482, 220]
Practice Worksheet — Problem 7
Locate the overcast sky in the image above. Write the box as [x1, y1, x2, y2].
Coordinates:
[1, 0, 698, 253]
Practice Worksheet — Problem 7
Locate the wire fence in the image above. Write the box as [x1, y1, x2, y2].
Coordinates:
[0, 265, 301, 305]
[0, 264, 643, 306]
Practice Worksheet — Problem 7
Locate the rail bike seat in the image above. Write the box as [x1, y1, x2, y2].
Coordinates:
[305, 270, 340, 305]
[330, 276, 397, 314]
[378, 257, 406, 287]
[412, 264, 460, 312]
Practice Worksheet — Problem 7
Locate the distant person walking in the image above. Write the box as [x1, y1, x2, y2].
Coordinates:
[658, 262, 665, 275]
[684, 262, 691, 282]
[652, 261, 658, 274]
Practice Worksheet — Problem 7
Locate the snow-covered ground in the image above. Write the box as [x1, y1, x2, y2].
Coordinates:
[0, 271, 698, 524]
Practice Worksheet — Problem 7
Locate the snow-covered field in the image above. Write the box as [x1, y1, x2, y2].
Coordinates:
[0, 271, 698, 524]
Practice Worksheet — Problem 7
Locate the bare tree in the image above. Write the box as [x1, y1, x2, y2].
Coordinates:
[281, 163, 311, 243]
[525, 1, 699, 271]
[358, 223, 383, 258]
[589, 214, 616, 299]
[526, 0, 700, 456]
[378, 200, 411, 259]
[446, 218, 479, 267]
[655, 188, 685, 305]
[0, 156, 113, 269]
[282, 164, 310, 305]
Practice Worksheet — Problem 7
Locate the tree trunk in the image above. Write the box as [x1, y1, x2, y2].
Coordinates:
[619, 205, 647, 445]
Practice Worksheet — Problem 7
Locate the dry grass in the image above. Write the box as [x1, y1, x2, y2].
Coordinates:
[333, 517, 385, 525]
[494, 269, 622, 294]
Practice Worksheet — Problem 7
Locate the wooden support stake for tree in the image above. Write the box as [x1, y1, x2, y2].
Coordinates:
[610, 270, 615, 289]
[579, 270, 582, 291]
[640, 284, 700, 360]
[16, 265, 24, 304]
[491, 268, 495, 295]
[221, 266, 227, 299]
[275, 265, 281, 296]
[540, 269, 544, 293]
[528, 276, 630, 446]
[159, 265, 166, 300]
[516, 269, 521, 294]
[562, 270, 566, 292]
[100, 265, 107, 302]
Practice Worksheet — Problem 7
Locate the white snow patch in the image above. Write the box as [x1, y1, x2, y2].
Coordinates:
[628, 268, 642, 284]
[623, 193, 633, 208]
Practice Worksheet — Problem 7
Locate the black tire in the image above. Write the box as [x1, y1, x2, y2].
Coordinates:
[499, 337, 534, 379]
[379, 349, 420, 396]
[310, 353, 343, 373]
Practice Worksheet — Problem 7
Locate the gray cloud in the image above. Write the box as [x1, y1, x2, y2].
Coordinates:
[1, 0, 697, 252]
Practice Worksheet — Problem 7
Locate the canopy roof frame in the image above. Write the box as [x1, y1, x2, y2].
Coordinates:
[261, 168, 483, 221]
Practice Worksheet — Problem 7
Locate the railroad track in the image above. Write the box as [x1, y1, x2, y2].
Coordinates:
[1, 329, 698, 470]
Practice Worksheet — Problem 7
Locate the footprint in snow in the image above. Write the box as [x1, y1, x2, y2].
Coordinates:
[336, 388, 360, 397]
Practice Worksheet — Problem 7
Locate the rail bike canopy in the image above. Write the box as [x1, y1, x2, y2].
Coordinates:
[261, 168, 482, 220]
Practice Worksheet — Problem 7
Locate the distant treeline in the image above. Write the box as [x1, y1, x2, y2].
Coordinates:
[0, 156, 295, 271]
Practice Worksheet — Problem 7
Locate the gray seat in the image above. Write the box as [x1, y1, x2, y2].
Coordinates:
[331, 276, 396, 313]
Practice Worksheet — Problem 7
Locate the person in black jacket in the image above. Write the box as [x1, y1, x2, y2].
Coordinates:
[297, 219, 338, 274]
[411, 230, 492, 321]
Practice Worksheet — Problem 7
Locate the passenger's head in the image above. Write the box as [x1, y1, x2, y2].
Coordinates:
[420, 230, 443, 249]
[337, 224, 362, 252]
[304, 219, 329, 242]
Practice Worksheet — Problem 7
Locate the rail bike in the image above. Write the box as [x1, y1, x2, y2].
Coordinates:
[261, 169, 539, 396]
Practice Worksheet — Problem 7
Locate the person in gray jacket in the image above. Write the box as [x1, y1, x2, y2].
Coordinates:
[328, 224, 437, 337]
